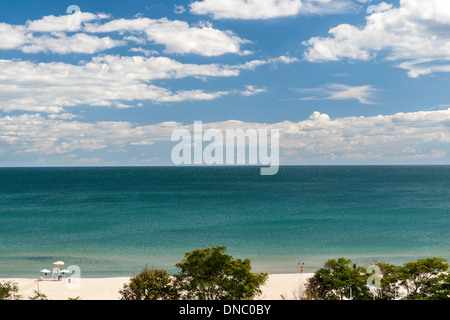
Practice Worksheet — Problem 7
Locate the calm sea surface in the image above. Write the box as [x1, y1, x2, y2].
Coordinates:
[0, 166, 449, 277]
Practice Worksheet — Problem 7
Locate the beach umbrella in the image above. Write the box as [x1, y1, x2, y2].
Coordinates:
[60, 269, 71, 274]
[53, 261, 65, 267]
[40, 269, 51, 276]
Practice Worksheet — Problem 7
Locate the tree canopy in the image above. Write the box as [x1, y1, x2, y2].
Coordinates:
[0, 281, 19, 300]
[174, 246, 268, 300]
[120, 264, 178, 300]
[305, 257, 449, 300]
[120, 246, 268, 300]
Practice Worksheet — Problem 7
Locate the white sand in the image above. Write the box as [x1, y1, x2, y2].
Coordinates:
[257, 273, 312, 300]
[0, 273, 312, 300]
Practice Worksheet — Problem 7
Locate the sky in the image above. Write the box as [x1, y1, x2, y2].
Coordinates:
[0, 0, 449, 166]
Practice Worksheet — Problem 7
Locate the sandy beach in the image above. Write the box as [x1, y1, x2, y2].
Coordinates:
[0, 273, 312, 300]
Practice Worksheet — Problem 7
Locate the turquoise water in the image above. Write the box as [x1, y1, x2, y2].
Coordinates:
[0, 166, 449, 277]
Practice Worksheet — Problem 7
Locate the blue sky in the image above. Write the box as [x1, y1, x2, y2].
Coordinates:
[0, 0, 449, 166]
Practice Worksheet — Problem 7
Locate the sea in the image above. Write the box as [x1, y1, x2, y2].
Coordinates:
[0, 166, 449, 278]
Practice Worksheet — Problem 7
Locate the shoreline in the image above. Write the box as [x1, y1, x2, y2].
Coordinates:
[0, 273, 313, 300]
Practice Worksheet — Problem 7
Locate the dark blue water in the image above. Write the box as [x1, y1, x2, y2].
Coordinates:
[0, 166, 449, 277]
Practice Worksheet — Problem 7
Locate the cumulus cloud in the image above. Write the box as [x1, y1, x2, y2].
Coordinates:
[303, 0, 450, 77]
[0, 114, 180, 155]
[299, 0, 359, 15]
[190, 0, 304, 19]
[0, 54, 296, 112]
[1, 108, 449, 164]
[189, 0, 359, 20]
[0, 12, 121, 54]
[0, 12, 249, 56]
[0, 23, 27, 50]
[278, 108, 450, 162]
[21, 33, 123, 54]
[25, 12, 110, 32]
[0, 56, 233, 112]
[83, 16, 249, 56]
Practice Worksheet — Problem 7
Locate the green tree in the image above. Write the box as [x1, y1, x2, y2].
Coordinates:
[373, 262, 402, 300]
[120, 265, 178, 300]
[28, 290, 48, 300]
[399, 257, 449, 300]
[305, 257, 371, 300]
[420, 273, 450, 300]
[307, 257, 450, 300]
[174, 246, 268, 300]
[0, 280, 19, 300]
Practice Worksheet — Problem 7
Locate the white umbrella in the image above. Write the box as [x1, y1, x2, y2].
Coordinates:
[60, 269, 71, 274]
[40, 269, 51, 276]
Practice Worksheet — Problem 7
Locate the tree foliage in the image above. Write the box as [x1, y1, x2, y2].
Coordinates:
[119, 246, 268, 300]
[0, 281, 19, 300]
[28, 290, 48, 300]
[120, 250, 449, 301]
[373, 262, 402, 300]
[305, 257, 371, 300]
[174, 246, 268, 300]
[398, 257, 449, 300]
[305, 257, 450, 300]
[120, 264, 178, 300]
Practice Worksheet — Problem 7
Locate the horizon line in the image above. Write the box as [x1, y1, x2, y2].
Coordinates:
[0, 164, 449, 169]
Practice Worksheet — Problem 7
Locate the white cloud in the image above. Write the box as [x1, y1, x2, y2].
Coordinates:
[47, 113, 80, 120]
[241, 85, 267, 96]
[190, 0, 303, 19]
[0, 13, 121, 54]
[0, 56, 232, 112]
[0, 13, 249, 56]
[303, 0, 450, 77]
[21, 33, 124, 54]
[129, 47, 159, 56]
[299, 0, 358, 15]
[277, 108, 450, 163]
[296, 83, 378, 104]
[0, 114, 191, 156]
[0, 114, 178, 155]
[0, 54, 296, 112]
[0, 23, 27, 49]
[189, 0, 359, 20]
[238, 55, 299, 70]
[83, 17, 249, 56]
[25, 12, 109, 32]
[1, 108, 449, 163]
